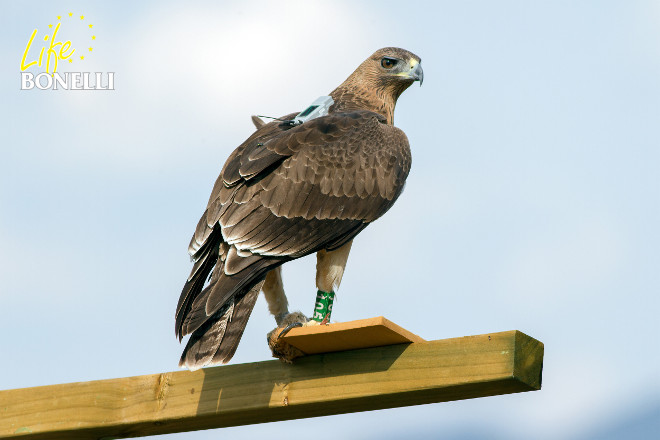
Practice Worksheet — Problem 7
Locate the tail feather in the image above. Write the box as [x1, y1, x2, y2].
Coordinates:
[179, 281, 262, 370]
[180, 255, 280, 338]
[213, 281, 264, 364]
[177, 228, 287, 367]
[175, 228, 224, 340]
[179, 298, 233, 370]
[210, 282, 261, 363]
[175, 250, 216, 340]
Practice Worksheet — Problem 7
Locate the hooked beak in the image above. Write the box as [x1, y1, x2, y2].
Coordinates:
[408, 61, 424, 86]
[396, 59, 424, 86]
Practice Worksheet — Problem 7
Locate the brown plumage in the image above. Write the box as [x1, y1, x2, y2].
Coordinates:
[176, 47, 423, 369]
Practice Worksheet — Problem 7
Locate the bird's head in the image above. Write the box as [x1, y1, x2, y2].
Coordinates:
[331, 47, 423, 124]
[369, 47, 424, 89]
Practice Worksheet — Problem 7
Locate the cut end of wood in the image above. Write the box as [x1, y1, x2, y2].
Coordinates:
[513, 330, 544, 390]
[279, 316, 425, 355]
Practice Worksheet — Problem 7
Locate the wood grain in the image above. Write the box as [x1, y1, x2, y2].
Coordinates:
[280, 316, 425, 354]
[0, 329, 543, 439]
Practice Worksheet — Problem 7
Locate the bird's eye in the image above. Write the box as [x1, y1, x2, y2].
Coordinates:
[381, 57, 398, 69]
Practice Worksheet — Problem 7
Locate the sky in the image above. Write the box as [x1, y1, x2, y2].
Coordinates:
[1, 1, 659, 439]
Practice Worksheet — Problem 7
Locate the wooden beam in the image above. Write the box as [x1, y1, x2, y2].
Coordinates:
[0, 330, 543, 439]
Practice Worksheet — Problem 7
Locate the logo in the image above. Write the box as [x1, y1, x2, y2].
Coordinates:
[20, 12, 114, 90]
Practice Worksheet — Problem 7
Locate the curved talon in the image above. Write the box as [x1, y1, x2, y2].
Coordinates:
[278, 322, 303, 339]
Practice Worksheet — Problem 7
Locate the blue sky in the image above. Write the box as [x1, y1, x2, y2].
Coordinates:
[1, 1, 659, 439]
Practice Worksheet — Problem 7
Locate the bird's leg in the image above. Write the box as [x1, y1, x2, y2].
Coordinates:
[263, 266, 311, 326]
[312, 240, 353, 323]
[264, 266, 309, 362]
[262, 266, 290, 325]
[266, 241, 353, 362]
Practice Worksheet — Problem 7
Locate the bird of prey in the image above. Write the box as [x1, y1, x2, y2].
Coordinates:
[175, 47, 423, 370]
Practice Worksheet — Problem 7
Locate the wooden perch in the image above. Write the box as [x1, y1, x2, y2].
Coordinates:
[280, 316, 426, 354]
[0, 323, 543, 440]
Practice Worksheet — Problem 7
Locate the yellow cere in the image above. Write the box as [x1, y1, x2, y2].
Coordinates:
[395, 58, 419, 77]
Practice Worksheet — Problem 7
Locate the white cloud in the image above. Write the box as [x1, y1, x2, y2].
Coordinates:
[5, 1, 379, 172]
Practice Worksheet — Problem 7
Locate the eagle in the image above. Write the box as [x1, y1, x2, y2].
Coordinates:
[175, 47, 423, 370]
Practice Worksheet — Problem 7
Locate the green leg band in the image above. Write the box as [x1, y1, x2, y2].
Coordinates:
[311, 290, 335, 322]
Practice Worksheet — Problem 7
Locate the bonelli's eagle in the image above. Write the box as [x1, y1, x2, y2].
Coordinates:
[175, 47, 423, 369]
